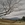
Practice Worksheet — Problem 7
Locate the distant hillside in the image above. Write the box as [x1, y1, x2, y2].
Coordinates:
[10, 17, 19, 20]
[2, 17, 21, 20]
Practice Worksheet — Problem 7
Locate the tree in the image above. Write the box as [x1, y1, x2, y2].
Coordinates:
[0, 0, 21, 16]
[22, 16, 25, 21]
[5, 0, 21, 15]
[0, 0, 7, 16]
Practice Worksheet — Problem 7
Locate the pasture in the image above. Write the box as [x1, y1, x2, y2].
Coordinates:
[0, 19, 25, 25]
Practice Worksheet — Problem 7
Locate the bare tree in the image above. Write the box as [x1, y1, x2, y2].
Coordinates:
[5, 0, 21, 15]
[5, 0, 13, 15]
[0, 0, 7, 16]
[0, 0, 21, 16]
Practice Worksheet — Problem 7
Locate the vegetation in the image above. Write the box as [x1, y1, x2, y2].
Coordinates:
[0, 19, 25, 25]
[0, 16, 25, 25]
[22, 16, 25, 21]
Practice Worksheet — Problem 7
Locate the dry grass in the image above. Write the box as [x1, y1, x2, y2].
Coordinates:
[0, 19, 17, 23]
[0, 19, 25, 25]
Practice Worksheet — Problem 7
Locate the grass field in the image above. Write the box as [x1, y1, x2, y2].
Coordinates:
[0, 19, 25, 25]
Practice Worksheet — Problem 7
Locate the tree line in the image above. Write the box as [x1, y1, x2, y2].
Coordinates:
[18, 16, 25, 21]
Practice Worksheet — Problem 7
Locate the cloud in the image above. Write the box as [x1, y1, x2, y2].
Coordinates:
[2, 10, 25, 19]
[1, 0, 25, 19]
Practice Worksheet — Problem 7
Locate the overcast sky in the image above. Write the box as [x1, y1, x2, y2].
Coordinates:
[0, 0, 25, 19]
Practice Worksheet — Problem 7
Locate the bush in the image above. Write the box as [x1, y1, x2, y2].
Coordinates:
[22, 16, 25, 21]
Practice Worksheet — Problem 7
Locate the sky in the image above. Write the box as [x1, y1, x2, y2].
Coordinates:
[0, 0, 25, 19]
